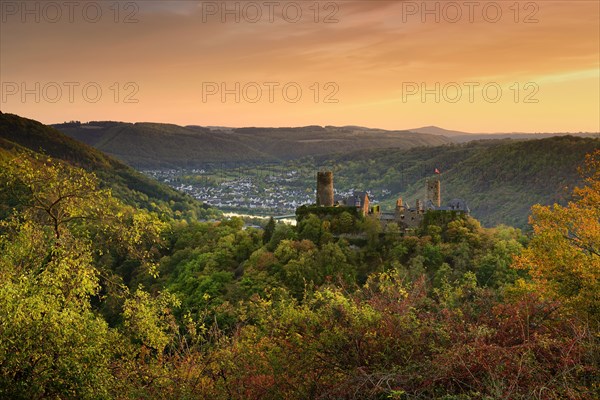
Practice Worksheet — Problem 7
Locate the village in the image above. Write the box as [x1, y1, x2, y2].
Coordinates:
[144, 167, 469, 231]
[142, 168, 366, 214]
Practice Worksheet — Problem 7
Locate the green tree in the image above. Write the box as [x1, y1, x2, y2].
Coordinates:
[267, 222, 296, 251]
[0, 155, 108, 239]
[298, 214, 322, 243]
[263, 217, 276, 244]
[338, 211, 354, 233]
[123, 288, 180, 354]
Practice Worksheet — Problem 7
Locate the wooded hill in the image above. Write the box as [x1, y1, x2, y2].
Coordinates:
[304, 136, 600, 228]
[53, 121, 451, 168]
[1, 112, 598, 398]
[0, 112, 218, 220]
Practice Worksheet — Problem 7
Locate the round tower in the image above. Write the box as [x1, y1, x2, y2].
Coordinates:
[316, 171, 334, 206]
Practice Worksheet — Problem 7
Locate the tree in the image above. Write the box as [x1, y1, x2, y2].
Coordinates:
[298, 214, 322, 244]
[0, 155, 107, 239]
[263, 217, 276, 244]
[337, 211, 354, 233]
[267, 222, 296, 252]
[514, 150, 600, 326]
[123, 288, 180, 354]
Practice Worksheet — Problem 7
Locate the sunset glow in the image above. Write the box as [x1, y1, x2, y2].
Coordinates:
[1, 0, 599, 132]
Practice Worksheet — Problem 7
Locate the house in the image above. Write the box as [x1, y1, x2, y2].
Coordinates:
[335, 191, 371, 216]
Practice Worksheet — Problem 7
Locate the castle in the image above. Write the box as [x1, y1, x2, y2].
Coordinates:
[315, 171, 469, 231]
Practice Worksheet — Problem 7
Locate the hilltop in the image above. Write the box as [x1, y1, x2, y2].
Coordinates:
[409, 125, 470, 137]
[409, 125, 599, 143]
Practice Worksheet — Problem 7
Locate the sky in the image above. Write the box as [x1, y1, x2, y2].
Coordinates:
[1, 0, 599, 132]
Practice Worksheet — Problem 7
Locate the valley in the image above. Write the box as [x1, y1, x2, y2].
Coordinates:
[141, 136, 599, 228]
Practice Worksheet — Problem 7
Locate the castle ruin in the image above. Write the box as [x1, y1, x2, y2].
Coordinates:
[390, 176, 470, 230]
[311, 171, 469, 231]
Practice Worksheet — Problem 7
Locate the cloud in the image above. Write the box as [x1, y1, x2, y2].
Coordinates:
[1, 0, 598, 131]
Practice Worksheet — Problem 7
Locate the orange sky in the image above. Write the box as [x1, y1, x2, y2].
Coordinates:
[1, 0, 598, 132]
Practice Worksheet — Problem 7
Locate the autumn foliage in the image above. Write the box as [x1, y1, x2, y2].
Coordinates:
[515, 150, 600, 327]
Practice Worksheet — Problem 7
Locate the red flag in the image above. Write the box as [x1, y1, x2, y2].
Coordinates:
[434, 168, 440, 174]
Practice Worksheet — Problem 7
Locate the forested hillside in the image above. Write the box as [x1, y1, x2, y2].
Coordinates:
[53, 121, 451, 167]
[305, 136, 600, 228]
[0, 127, 598, 398]
[0, 113, 220, 220]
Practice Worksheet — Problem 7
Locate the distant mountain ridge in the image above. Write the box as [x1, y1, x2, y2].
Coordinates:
[53, 121, 451, 168]
[409, 125, 599, 142]
[409, 126, 470, 137]
[54, 120, 597, 168]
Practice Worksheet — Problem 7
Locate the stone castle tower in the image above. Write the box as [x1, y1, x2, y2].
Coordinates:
[427, 178, 441, 207]
[316, 171, 334, 206]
